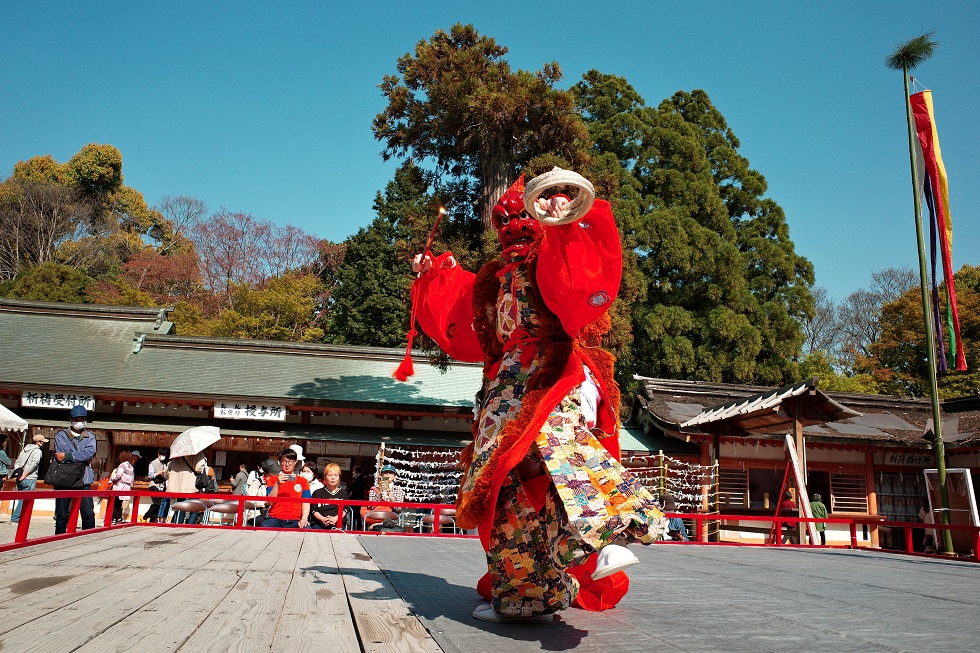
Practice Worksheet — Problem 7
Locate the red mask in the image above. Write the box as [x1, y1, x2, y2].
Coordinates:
[491, 178, 541, 260]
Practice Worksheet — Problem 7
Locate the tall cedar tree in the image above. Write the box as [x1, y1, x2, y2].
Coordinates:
[574, 72, 814, 384]
[373, 23, 590, 232]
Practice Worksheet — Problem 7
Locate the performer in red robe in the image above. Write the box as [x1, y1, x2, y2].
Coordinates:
[412, 170, 666, 622]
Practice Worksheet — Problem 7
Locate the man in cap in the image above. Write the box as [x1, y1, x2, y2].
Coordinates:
[53, 405, 97, 534]
[362, 464, 406, 530]
[368, 464, 405, 505]
[10, 434, 48, 524]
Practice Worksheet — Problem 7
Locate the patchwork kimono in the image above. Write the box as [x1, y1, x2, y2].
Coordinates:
[415, 199, 666, 615]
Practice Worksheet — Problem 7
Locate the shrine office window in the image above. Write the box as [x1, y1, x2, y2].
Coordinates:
[830, 473, 869, 513]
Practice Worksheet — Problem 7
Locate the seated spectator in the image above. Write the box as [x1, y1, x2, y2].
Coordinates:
[310, 463, 348, 529]
[361, 464, 405, 530]
[261, 448, 311, 528]
[301, 462, 323, 494]
[659, 494, 688, 541]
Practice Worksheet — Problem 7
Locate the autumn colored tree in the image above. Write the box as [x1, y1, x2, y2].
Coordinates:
[373, 23, 589, 231]
[864, 265, 979, 397]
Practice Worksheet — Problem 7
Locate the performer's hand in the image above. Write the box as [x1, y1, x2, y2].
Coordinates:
[536, 195, 570, 219]
[412, 253, 433, 274]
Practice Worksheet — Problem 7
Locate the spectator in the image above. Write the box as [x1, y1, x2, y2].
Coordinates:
[0, 434, 10, 477]
[362, 464, 405, 530]
[310, 463, 347, 529]
[261, 447, 311, 528]
[810, 493, 828, 545]
[348, 465, 366, 501]
[109, 450, 137, 524]
[10, 434, 47, 524]
[780, 491, 798, 544]
[231, 463, 248, 495]
[143, 448, 168, 522]
[53, 405, 97, 534]
[301, 462, 322, 492]
[166, 452, 206, 524]
[659, 495, 689, 541]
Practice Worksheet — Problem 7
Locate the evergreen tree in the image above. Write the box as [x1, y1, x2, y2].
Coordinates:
[574, 72, 814, 384]
[373, 23, 589, 232]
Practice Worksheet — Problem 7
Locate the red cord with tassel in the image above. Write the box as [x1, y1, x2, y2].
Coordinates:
[393, 206, 446, 381]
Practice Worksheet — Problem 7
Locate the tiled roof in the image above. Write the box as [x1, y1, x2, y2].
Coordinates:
[0, 299, 482, 411]
[634, 375, 978, 450]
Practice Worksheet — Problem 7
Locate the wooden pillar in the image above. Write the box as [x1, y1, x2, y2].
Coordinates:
[865, 450, 879, 548]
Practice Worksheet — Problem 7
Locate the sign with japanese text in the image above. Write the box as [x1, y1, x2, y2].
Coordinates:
[22, 390, 95, 411]
[874, 451, 935, 467]
[214, 403, 286, 421]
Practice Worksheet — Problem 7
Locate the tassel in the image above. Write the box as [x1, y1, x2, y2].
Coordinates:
[393, 328, 417, 381]
[393, 278, 421, 381]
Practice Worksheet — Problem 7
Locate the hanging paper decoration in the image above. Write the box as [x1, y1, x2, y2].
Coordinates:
[911, 90, 967, 371]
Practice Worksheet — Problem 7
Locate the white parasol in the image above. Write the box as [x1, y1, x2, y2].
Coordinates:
[0, 404, 28, 434]
[169, 425, 221, 458]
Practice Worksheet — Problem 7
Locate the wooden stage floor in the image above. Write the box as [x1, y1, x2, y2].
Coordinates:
[0, 526, 977, 652]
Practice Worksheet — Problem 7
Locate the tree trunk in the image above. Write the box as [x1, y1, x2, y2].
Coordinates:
[477, 137, 516, 232]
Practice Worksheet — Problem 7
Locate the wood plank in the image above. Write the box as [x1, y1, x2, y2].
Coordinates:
[272, 533, 360, 653]
[0, 530, 238, 635]
[0, 529, 214, 607]
[0, 566, 201, 652]
[199, 529, 278, 571]
[170, 570, 291, 653]
[246, 529, 305, 571]
[332, 535, 442, 653]
[69, 569, 244, 653]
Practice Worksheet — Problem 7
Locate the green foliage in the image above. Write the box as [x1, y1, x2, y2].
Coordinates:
[574, 73, 814, 385]
[373, 23, 589, 229]
[799, 351, 879, 394]
[885, 31, 938, 71]
[64, 144, 123, 198]
[4, 262, 92, 302]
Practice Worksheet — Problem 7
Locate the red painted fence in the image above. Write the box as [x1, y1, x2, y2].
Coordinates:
[2, 489, 978, 563]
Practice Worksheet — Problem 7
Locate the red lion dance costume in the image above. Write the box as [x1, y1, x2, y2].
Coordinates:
[410, 170, 666, 622]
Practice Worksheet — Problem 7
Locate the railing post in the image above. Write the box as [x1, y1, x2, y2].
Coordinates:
[130, 493, 141, 524]
[905, 523, 913, 553]
[15, 498, 34, 543]
[235, 496, 245, 528]
[850, 520, 858, 549]
[67, 495, 81, 533]
[102, 493, 114, 528]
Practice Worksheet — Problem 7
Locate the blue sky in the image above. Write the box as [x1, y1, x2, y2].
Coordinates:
[3, 1, 977, 301]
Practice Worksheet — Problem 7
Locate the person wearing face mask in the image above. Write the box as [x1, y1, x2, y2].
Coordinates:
[301, 462, 323, 494]
[143, 448, 169, 522]
[52, 405, 97, 534]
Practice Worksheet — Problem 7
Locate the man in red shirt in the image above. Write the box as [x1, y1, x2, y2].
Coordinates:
[261, 447, 311, 528]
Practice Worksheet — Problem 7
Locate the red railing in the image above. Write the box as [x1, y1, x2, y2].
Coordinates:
[0, 488, 471, 550]
[3, 490, 978, 562]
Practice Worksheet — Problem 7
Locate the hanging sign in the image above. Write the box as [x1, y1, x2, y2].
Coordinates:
[22, 390, 95, 411]
[214, 402, 287, 421]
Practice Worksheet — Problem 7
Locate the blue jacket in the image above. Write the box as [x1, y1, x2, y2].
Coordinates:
[54, 428, 97, 486]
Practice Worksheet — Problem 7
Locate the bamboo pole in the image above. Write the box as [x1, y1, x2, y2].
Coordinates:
[890, 33, 954, 555]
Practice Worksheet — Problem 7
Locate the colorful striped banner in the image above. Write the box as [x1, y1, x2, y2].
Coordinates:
[911, 90, 967, 372]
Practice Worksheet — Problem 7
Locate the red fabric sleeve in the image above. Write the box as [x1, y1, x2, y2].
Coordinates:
[414, 252, 484, 363]
[535, 200, 622, 337]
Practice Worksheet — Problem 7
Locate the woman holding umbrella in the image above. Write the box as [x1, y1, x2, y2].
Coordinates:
[166, 426, 221, 524]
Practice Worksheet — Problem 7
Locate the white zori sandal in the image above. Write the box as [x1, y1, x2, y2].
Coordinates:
[591, 544, 639, 580]
[472, 602, 555, 623]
